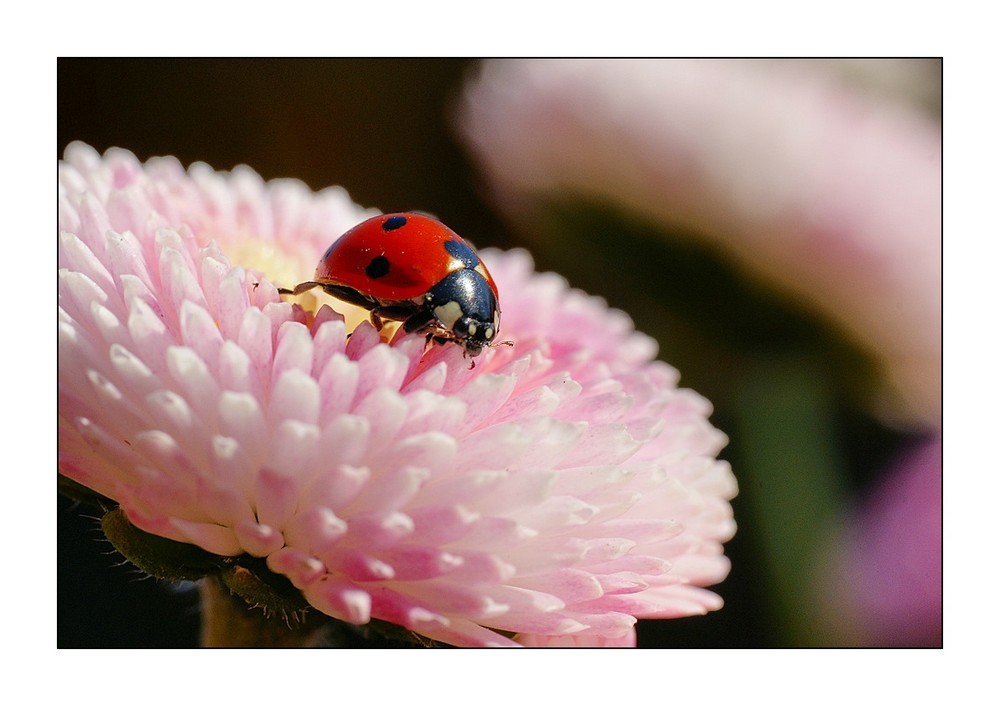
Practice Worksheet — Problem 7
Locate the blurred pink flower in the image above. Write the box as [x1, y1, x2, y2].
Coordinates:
[822, 436, 942, 646]
[58, 143, 737, 647]
[458, 59, 941, 428]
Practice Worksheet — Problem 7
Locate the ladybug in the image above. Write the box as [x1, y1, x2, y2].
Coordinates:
[286, 212, 502, 357]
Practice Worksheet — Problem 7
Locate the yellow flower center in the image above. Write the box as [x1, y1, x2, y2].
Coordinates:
[225, 236, 400, 339]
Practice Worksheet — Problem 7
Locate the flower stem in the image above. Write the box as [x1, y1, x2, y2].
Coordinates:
[199, 577, 325, 647]
[733, 356, 848, 646]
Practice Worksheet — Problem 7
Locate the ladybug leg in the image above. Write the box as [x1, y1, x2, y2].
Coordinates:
[423, 333, 452, 347]
[319, 284, 379, 310]
[277, 281, 316, 296]
[279, 281, 324, 296]
[402, 309, 437, 335]
[369, 304, 424, 333]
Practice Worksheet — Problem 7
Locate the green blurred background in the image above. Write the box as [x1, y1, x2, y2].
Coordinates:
[57, 58, 940, 648]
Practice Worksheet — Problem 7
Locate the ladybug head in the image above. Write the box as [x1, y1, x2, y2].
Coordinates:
[425, 269, 501, 358]
[450, 313, 499, 357]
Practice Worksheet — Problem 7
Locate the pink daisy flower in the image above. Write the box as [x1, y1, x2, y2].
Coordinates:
[458, 59, 941, 427]
[820, 436, 942, 646]
[58, 142, 737, 647]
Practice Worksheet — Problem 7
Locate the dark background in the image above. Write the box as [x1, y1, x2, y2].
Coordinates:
[58, 58, 929, 648]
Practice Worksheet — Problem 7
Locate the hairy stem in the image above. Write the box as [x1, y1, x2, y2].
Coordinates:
[199, 577, 325, 647]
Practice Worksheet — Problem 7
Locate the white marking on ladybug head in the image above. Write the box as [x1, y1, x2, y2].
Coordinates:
[467, 321, 478, 337]
[433, 301, 464, 330]
[484, 326, 494, 340]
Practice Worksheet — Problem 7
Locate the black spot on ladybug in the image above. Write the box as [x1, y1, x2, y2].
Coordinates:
[382, 215, 408, 232]
[443, 239, 480, 269]
[366, 255, 391, 279]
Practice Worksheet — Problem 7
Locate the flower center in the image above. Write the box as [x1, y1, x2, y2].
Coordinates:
[224, 238, 307, 290]
[224, 237, 399, 339]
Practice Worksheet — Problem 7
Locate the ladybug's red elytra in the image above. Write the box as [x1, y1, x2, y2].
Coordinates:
[285, 212, 503, 356]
